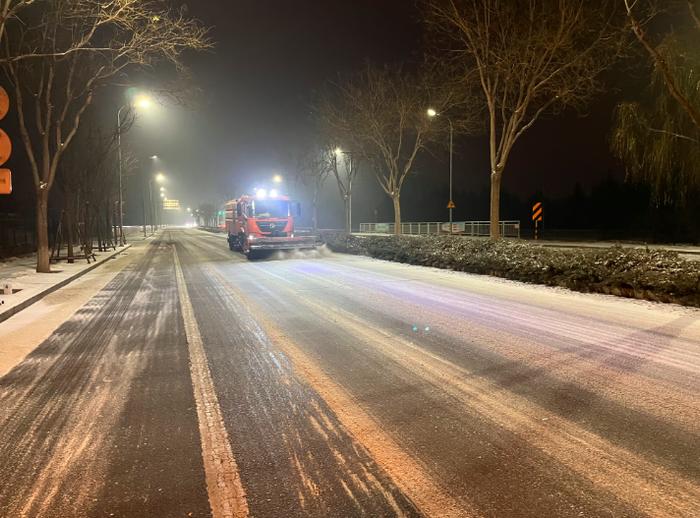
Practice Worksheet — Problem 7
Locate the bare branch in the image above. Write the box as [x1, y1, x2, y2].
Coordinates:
[424, 0, 626, 238]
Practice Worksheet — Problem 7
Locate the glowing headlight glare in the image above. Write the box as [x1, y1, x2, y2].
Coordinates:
[256, 188, 267, 199]
[270, 189, 278, 197]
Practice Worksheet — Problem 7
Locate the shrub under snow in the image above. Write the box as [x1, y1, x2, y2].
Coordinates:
[320, 232, 700, 307]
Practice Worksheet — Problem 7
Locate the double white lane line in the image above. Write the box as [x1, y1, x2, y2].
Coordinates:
[173, 247, 249, 518]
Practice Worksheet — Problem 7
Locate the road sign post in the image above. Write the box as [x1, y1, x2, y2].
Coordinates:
[0, 169, 11, 195]
[532, 202, 543, 240]
[446, 200, 456, 234]
[0, 87, 11, 195]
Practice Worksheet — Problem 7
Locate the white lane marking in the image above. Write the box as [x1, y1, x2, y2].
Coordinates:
[173, 247, 249, 518]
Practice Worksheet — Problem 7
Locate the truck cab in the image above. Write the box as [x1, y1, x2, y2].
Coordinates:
[225, 193, 315, 257]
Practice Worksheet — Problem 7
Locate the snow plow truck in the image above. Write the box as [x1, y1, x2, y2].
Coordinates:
[225, 192, 316, 257]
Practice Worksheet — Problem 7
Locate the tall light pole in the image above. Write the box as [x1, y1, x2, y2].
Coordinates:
[116, 94, 152, 245]
[146, 157, 162, 234]
[428, 108, 454, 233]
[155, 174, 166, 230]
[334, 147, 353, 233]
[116, 105, 128, 246]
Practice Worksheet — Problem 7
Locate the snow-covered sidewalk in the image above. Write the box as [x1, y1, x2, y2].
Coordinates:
[0, 227, 155, 323]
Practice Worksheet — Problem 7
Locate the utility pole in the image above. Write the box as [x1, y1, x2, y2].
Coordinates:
[449, 118, 454, 233]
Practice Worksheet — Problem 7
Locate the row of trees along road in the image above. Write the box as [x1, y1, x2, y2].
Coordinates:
[613, 0, 700, 203]
[1, 0, 210, 272]
[305, 1, 699, 239]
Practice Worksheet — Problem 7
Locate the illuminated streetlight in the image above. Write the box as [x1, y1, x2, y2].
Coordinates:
[155, 172, 166, 183]
[427, 107, 454, 232]
[160, 186, 165, 193]
[334, 147, 343, 157]
[160, 193, 165, 199]
[134, 95, 153, 110]
[272, 175, 283, 184]
[116, 92, 154, 245]
[150, 155, 159, 160]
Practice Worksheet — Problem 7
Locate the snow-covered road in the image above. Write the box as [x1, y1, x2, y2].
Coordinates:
[1, 228, 697, 517]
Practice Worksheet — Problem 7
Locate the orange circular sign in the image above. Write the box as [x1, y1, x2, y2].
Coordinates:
[0, 129, 12, 166]
[0, 87, 8, 120]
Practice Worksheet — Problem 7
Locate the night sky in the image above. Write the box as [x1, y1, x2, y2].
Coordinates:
[94, 1, 635, 226]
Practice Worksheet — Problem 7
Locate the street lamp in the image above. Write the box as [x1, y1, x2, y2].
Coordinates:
[427, 108, 454, 233]
[143, 163, 166, 237]
[116, 93, 153, 245]
[134, 95, 152, 110]
[273, 174, 283, 184]
[333, 147, 354, 233]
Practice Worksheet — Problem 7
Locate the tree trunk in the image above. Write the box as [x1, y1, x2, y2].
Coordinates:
[489, 170, 502, 240]
[344, 196, 351, 234]
[66, 205, 75, 263]
[35, 189, 50, 273]
[392, 195, 401, 235]
[111, 199, 117, 245]
[312, 188, 319, 232]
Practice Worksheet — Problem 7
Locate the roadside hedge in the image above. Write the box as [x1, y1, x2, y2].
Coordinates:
[320, 232, 700, 307]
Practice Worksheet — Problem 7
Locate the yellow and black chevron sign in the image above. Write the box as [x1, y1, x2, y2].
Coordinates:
[532, 202, 543, 222]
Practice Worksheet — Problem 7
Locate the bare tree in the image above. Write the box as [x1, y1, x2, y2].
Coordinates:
[319, 65, 444, 234]
[623, 0, 700, 129]
[291, 143, 332, 232]
[613, 0, 700, 199]
[329, 146, 360, 233]
[2, 0, 210, 272]
[57, 108, 134, 261]
[426, 0, 625, 239]
[0, 1, 34, 47]
[197, 203, 217, 228]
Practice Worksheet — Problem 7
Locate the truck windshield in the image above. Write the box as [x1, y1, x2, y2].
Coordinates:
[252, 200, 289, 218]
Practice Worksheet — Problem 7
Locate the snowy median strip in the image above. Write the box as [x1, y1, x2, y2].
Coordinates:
[173, 246, 249, 518]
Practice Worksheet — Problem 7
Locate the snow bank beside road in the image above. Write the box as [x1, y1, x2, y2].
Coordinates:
[321, 232, 700, 307]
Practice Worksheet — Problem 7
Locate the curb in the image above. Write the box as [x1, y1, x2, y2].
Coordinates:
[0, 244, 132, 325]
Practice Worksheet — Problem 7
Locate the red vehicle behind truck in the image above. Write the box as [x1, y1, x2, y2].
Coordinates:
[225, 193, 316, 257]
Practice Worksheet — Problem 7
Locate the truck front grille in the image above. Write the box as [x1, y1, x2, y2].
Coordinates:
[257, 221, 288, 234]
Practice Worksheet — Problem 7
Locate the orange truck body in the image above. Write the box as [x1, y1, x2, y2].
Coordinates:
[224, 194, 316, 256]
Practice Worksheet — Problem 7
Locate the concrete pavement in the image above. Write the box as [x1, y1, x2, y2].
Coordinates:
[0, 227, 156, 324]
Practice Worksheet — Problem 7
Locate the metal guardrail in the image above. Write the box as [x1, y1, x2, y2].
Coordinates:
[358, 221, 521, 238]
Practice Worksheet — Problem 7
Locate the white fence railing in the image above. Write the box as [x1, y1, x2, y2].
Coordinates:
[358, 221, 521, 238]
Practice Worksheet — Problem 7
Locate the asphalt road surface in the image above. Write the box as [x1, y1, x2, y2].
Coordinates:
[0, 229, 698, 518]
